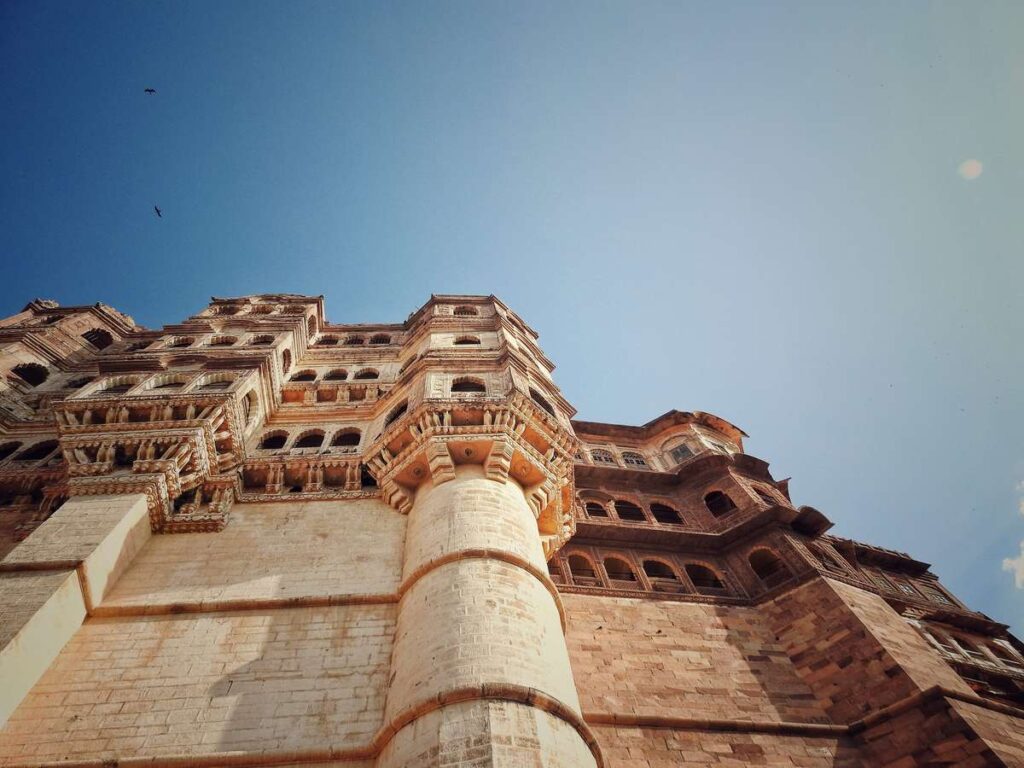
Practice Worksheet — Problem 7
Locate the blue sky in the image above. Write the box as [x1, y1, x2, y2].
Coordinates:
[2, 1, 1022, 630]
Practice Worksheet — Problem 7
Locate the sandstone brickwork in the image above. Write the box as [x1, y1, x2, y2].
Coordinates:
[0, 294, 1020, 767]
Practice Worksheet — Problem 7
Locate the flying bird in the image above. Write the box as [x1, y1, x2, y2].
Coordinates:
[154, 206, 162, 218]
[144, 88, 156, 95]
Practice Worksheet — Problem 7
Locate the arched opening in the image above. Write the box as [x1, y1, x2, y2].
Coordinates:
[14, 440, 58, 462]
[451, 377, 486, 394]
[753, 486, 777, 506]
[668, 442, 694, 464]
[614, 500, 646, 522]
[344, 336, 364, 346]
[529, 388, 555, 417]
[360, 464, 377, 488]
[590, 449, 616, 465]
[354, 369, 378, 380]
[209, 336, 237, 347]
[584, 502, 609, 518]
[704, 490, 737, 517]
[290, 370, 317, 382]
[547, 560, 565, 585]
[604, 557, 638, 583]
[749, 549, 793, 588]
[249, 335, 274, 346]
[243, 391, 257, 425]
[650, 503, 683, 525]
[317, 336, 340, 346]
[82, 328, 113, 349]
[0, 442, 22, 462]
[306, 317, 317, 337]
[324, 369, 347, 381]
[453, 305, 478, 316]
[11, 363, 49, 387]
[453, 336, 481, 346]
[332, 430, 361, 448]
[567, 555, 600, 586]
[281, 350, 292, 373]
[196, 379, 232, 391]
[293, 432, 324, 449]
[369, 334, 390, 345]
[621, 451, 648, 468]
[686, 563, 727, 595]
[260, 432, 287, 450]
[644, 560, 685, 593]
[385, 402, 408, 427]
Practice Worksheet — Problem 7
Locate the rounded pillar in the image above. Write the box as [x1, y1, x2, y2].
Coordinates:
[376, 451, 597, 767]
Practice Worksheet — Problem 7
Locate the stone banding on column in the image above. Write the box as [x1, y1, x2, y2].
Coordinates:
[396, 547, 568, 631]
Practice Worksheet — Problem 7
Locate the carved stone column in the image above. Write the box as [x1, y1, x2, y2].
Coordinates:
[368, 397, 599, 767]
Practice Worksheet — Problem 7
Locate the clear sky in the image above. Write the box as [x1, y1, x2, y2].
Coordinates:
[1, 2, 1022, 630]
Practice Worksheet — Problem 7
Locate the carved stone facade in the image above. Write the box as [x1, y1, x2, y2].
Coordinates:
[0, 294, 1021, 766]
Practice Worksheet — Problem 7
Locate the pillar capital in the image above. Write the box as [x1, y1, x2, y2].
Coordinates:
[366, 393, 578, 556]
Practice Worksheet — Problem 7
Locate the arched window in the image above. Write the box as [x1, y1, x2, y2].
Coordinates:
[332, 429, 361, 448]
[753, 486, 777, 506]
[704, 491, 737, 517]
[650, 503, 683, 525]
[354, 368, 378, 380]
[99, 379, 135, 394]
[453, 336, 481, 346]
[209, 335, 237, 347]
[590, 449, 616, 465]
[605, 557, 638, 583]
[567, 555, 600, 586]
[82, 328, 113, 350]
[11, 363, 48, 387]
[290, 370, 317, 382]
[668, 443, 694, 464]
[614, 500, 646, 522]
[451, 377, 486, 394]
[360, 464, 377, 488]
[644, 560, 685, 592]
[150, 377, 186, 391]
[168, 337, 194, 349]
[249, 335, 274, 346]
[621, 451, 648, 468]
[243, 390, 258, 425]
[530, 388, 555, 417]
[316, 335, 340, 346]
[453, 305, 478, 316]
[547, 560, 565, 585]
[369, 334, 390, 345]
[324, 369, 347, 381]
[65, 377, 94, 390]
[306, 317, 317, 337]
[584, 502, 609, 518]
[281, 350, 292, 373]
[685, 564, 727, 595]
[293, 431, 324, 449]
[748, 549, 793, 588]
[14, 440, 58, 462]
[260, 431, 288, 450]
[0, 442, 22, 462]
[385, 401, 408, 427]
[344, 336, 365, 346]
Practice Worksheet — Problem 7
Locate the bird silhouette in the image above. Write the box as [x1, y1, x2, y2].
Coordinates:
[144, 88, 156, 95]
[154, 206, 162, 218]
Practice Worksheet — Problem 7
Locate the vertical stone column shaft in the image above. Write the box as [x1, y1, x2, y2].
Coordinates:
[377, 464, 596, 767]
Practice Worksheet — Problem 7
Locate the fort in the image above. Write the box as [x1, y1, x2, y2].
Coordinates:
[0, 294, 1021, 766]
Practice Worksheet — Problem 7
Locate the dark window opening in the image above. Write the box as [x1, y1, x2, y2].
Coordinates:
[290, 370, 316, 382]
[385, 402, 408, 427]
[686, 563, 727, 594]
[260, 433, 287, 450]
[293, 432, 324, 449]
[369, 334, 390, 345]
[354, 369, 378, 380]
[12, 363, 48, 387]
[530, 388, 555, 417]
[568, 555, 599, 586]
[360, 465, 377, 488]
[604, 557, 638, 583]
[749, 549, 793, 588]
[15, 440, 58, 462]
[452, 378, 486, 393]
[585, 502, 609, 518]
[704, 491, 737, 517]
[332, 430, 361, 447]
[650, 503, 683, 525]
[82, 329, 114, 350]
[324, 369, 347, 381]
[614, 500, 646, 522]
